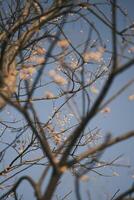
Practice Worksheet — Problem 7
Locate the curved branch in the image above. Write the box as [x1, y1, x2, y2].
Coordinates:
[0, 176, 41, 200]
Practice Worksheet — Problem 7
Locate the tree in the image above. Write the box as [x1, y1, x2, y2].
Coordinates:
[0, 0, 134, 199]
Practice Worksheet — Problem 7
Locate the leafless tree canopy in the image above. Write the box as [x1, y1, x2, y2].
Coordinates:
[0, 0, 134, 199]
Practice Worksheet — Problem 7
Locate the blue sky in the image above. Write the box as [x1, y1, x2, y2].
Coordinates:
[0, 0, 134, 199]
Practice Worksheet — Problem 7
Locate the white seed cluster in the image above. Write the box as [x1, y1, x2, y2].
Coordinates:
[0, 52, 17, 110]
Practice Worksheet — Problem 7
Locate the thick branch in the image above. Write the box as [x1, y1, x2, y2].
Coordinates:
[67, 131, 134, 167]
